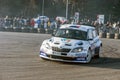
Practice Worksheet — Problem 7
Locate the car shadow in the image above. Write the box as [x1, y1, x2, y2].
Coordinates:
[58, 57, 120, 70]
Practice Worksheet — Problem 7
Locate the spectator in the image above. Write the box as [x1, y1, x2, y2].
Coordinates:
[30, 18, 35, 27]
[116, 21, 120, 33]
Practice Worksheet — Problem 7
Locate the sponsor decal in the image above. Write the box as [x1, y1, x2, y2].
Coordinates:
[75, 53, 86, 57]
[76, 58, 85, 61]
[53, 51, 61, 55]
[61, 38, 71, 43]
[66, 39, 71, 42]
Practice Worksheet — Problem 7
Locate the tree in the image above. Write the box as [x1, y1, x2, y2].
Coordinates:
[0, 0, 119, 21]
[113, 0, 120, 20]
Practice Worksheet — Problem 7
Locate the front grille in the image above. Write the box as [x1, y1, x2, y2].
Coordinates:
[52, 47, 71, 52]
[47, 55, 76, 60]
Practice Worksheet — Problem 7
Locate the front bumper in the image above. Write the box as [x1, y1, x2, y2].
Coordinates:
[39, 51, 88, 63]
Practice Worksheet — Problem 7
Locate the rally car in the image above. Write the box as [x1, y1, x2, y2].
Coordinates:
[39, 24, 102, 63]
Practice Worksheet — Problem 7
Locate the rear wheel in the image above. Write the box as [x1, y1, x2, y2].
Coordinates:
[94, 46, 102, 58]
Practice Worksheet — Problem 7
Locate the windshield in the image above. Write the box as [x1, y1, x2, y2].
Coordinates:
[54, 29, 87, 40]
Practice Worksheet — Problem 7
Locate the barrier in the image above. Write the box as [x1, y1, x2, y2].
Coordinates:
[110, 34, 114, 39]
[99, 32, 116, 39]
[118, 34, 120, 39]
[37, 28, 40, 33]
[107, 33, 114, 39]
[13, 27, 22, 32]
[114, 33, 119, 39]
[45, 28, 53, 34]
[114, 33, 120, 39]
[99, 32, 102, 38]
[21, 27, 30, 33]
[106, 33, 110, 39]
[40, 28, 45, 33]
[30, 28, 37, 33]
[0, 27, 5, 31]
[0, 27, 120, 40]
[6, 27, 13, 32]
[99, 32, 106, 38]
[45, 29, 48, 34]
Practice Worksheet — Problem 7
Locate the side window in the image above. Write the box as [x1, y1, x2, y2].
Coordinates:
[88, 29, 94, 39]
[93, 30, 97, 38]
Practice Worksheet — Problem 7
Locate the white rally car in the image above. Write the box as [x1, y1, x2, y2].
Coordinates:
[39, 24, 102, 63]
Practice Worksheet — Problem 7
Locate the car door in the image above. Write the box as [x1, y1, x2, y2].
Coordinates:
[92, 29, 100, 48]
[88, 29, 97, 55]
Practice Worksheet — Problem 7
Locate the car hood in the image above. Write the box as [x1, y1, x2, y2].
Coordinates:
[47, 37, 89, 49]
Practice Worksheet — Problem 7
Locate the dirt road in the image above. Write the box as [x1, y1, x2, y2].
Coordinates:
[0, 32, 120, 80]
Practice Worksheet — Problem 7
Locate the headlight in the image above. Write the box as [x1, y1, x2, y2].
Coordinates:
[45, 43, 51, 49]
[71, 47, 83, 53]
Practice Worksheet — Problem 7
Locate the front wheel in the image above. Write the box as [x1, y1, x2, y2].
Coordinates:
[86, 49, 92, 63]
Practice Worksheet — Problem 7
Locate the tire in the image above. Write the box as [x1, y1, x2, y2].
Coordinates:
[86, 49, 92, 63]
[94, 46, 102, 58]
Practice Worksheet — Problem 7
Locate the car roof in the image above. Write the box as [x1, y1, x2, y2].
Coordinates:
[60, 24, 95, 32]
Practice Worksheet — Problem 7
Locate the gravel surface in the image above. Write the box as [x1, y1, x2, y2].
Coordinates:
[0, 32, 120, 80]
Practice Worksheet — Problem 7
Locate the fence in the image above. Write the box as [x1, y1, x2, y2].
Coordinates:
[0, 26, 55, 34]
[0, 26, 120, 39]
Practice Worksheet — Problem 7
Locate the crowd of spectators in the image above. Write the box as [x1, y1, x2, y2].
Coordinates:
[77, 19, 120, 34]
[87, 20, 120, 34]
[0, 15, 120, 34]
[0, 16, 30, 28]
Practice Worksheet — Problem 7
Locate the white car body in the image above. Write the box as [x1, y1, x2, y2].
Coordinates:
[39, 24, 102, 63]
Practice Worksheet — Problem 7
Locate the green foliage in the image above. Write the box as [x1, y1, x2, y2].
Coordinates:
[113, 0, 120, 18]
[0, 0, 119, 20]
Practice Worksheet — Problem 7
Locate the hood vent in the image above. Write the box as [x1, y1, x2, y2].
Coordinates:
[54, 42, 60, 45]
[65, 44, 71, 46]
